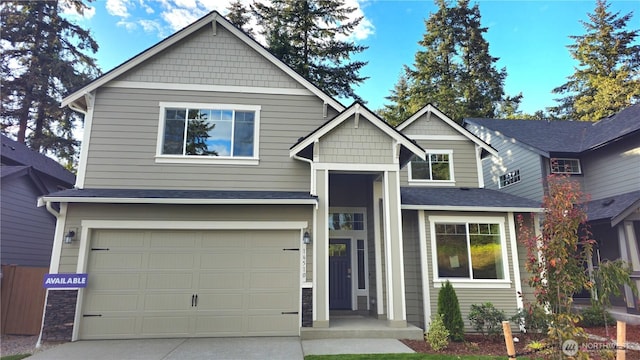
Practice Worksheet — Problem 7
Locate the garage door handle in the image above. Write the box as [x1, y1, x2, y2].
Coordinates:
[191, 294, 195, 307]
[281, 311, 298, 315]
[195, 294, 198, 307]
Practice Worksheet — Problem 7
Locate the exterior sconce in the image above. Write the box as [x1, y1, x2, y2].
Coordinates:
[303, 231, 311, 244]
[64, 230, 76, 244]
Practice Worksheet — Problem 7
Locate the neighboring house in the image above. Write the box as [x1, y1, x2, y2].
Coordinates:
[464, 105, 640, 316]
[1, 135, 76, 267]
[37, 11, 541, 342]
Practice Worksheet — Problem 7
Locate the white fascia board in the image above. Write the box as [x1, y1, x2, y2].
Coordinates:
[397, 104, 497, 157]
[290, 104, 425, 159]
[42, 197, 318, 206]
[62, 12, 344, 113]
[401, 204, 543, 213]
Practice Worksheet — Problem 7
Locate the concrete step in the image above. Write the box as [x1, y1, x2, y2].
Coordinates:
[300, 317, 424, 340]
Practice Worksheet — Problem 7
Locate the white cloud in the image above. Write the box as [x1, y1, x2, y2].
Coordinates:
[138, 19, 163, 33]
[106, 0, 132, 18]
[60, 0, 96, 20]
[116, 19, 138, 31]
[161, 7, 207, 31]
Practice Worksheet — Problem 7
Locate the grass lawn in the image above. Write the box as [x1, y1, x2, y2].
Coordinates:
[1, 355, 31, 360]
[305, 354, 517, 360]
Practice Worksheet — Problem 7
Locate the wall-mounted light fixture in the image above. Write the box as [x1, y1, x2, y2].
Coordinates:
[64, 230, 76, 244]
[303, 231, 311, 245]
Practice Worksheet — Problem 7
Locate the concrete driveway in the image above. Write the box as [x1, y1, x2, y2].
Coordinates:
[26, 337, 414, 359]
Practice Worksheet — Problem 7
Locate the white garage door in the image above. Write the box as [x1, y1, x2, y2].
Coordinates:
[79, 229, 300, 339]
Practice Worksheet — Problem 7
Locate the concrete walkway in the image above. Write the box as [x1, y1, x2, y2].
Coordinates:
[26, 337, 414, 359]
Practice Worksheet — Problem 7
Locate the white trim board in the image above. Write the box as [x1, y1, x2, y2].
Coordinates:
[106, 81, 315, 96]
[402, 205, 543, 212]
[43, 197, 318, 205]
[80, 220, 308, 230]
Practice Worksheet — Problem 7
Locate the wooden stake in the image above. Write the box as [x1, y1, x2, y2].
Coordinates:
[502, 320, 516, 359]
[617, 320, 626, 360]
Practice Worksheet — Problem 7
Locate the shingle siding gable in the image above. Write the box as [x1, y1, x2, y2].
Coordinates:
[113, 25, 304, 90]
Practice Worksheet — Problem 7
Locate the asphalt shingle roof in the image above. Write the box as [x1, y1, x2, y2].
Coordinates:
[585, 190, 640, 224]
[1, 135, 75, 185]
[401, 187, 541, 209]
[465, 103, 640, 155]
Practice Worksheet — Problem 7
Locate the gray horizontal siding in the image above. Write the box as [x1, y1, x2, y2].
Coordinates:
[1, 177, 55, 267]
[84, 87, 328, 190]
[466, 123, 544, 201]
[582, 137, 640, 200]
[399, 140, 480, 188]
[402, 210, 424, 329]
[115, 25, 303, 90]
[58, 203, 314, 273]
[423, 211, 519, 330]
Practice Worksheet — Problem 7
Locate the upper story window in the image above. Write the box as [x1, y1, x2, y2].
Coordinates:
[409, 150, 454, 184]
[550, 158, 581, 174]
[429, 216, 508, 284]
[329, 212, 364, 230]
[156, 102, 260, 165]
[499, 169, 521, 188]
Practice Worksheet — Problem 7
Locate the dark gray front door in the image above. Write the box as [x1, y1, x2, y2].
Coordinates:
[329, 238, 351, 309]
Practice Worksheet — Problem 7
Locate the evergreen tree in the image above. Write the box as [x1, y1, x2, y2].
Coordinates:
[551, 0, 640, 121]
[1, 0, 100, 167]
[226, 0, 254, 36]
[382, 0, 519, 124]
[437, 280, 465, 342]
[252, 0, 368, 101]
[378, 71, 413, 126]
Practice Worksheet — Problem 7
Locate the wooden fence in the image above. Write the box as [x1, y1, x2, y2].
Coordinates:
[1, 265, 48, 335]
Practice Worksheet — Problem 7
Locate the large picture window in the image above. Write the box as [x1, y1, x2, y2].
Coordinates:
[431, 219, 506, 281]
[409, 151, 454, 183]
[158, 103, 260, 163]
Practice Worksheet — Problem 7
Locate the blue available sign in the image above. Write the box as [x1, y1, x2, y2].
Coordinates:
[43, 273, 88, 289]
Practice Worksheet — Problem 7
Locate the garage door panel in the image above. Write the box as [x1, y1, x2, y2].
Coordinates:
[194, 315, 244, 335]
[90, 253, 144, 270]
[248, 292, 296, 310]
[141, 316, 190, 335]
[82, 229, 300, 339]
[200, 253, 247, 269]
[148, 253, 195, 270]
[82, 317, 137, 338]
[85, 294, 140, 311]
[94, 230, 145, 248]
[249, 271, 297, 289]
[146, 272, 193, 289]
[150, 231, 198, 248]
[198, 273, 244, 289]
[144, 294, 191, 311]
[90, 273, 141, 290]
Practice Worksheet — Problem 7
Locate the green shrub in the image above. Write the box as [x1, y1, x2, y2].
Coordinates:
[437, 280, 465, 341]
[468, 302, 506, 336]
[579, 305, 614, 327]
[425, 313, 449, 351]
[511, 303, 549, 333]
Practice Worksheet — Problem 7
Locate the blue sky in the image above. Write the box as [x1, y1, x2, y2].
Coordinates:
[66, 0, 639, 115]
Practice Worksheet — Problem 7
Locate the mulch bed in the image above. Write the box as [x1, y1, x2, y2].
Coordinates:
[402, 324, 640, 359]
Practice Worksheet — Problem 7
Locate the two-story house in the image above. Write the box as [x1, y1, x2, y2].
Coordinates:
[37, 11, 541, 342]
[464, 104, 640, 317]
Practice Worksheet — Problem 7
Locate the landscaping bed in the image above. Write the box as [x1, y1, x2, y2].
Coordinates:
[402, 324, 640, 359]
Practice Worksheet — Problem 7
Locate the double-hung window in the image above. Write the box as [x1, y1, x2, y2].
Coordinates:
[429, 216, 509, 286]
[157, 103, 260, 164]
[409, 150, 454, 184]
[550, 158, 581, 174]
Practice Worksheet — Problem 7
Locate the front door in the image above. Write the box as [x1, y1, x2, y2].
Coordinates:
[329, 238, 351, 309]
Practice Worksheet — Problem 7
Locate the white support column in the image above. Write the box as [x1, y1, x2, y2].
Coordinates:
[620, 222, 640, 311]
[313, 168, 330, 327]
[383, 170, 407, 327]
[373, 180, 385, 316]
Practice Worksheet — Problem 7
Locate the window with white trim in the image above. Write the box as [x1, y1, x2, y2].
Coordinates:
[550, 158, 581, 174]
[499, 169, 521, 188]
[431, 219, 506, 280]
[157, 103, 260, 162]
[409, 150, 454, 182]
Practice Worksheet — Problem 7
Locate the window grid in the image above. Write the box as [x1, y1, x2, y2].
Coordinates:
[550, 158, 581, 174]
[409, 151, 452, 182]
[499, 169, 521, 188]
